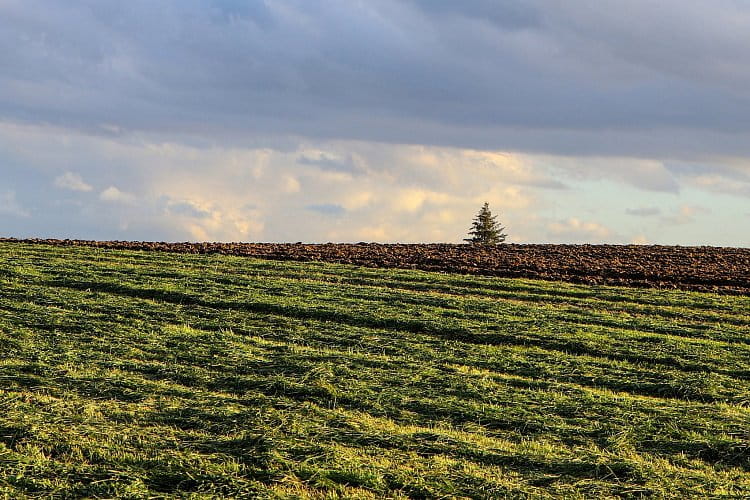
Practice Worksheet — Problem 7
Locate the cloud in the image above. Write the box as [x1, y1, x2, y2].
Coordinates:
[54, 171, 93, 192]
[0, 119, 747, 245]
[547, 217, 612, 242]
[340, 191, 375, 210]
[297, 152, 363, 175]
[459, 150, 568, 189]
[165, 199, 212, 219]
[661, 205, 711, 225]
[626, 206, 661, 217]
[281, 175, 301, 194]
[406, 0, 540, 30]
[665, 161, 750, 198]
[393, 189, 431, 213]
[0, 191, 29, 217]
[547, 157, 679, 193]
[306, 204, 346, 216]
[685, 174, 750, 198]
[100, 186, 135, 204]
[2, 1, 750, 160]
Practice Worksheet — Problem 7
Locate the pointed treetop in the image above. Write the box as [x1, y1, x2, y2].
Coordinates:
[464, 202, 507, 245]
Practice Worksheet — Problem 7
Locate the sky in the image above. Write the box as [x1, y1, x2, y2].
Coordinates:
[1, 0, 749, 245]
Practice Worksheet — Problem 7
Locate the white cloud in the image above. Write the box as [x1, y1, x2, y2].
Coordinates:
[547, 217, 612, 242]
[54, 171, 93, 192]
[684, 174, 750, 198]
[0, 191, 29, 217]
[100, 186, 136, 204]
[183, 210, 264, 243]
[473, 185, 533, 211]
[281, 174, 301, 194]
[661, 204, 711, 225]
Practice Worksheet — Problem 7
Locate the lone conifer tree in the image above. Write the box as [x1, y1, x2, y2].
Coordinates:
[465, 202, 507, 244]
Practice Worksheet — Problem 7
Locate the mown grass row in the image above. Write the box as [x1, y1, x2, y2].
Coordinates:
[1, 242, 749, 498]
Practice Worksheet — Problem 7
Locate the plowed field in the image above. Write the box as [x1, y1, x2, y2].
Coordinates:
[2, 238, 749, 294]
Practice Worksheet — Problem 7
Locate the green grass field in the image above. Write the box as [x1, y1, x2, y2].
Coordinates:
[1, 242, 750, 498]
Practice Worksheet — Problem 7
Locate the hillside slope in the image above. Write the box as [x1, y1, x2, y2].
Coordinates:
[1, 242, 750, 498]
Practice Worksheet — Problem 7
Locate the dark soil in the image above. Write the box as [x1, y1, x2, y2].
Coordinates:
[3, 238, 749, 295]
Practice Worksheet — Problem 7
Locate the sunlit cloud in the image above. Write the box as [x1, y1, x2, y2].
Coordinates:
[54, 172, 93, 192]
[660, 205, 711, 226]
[547, 217, 612, 243]
[100, 186, 136, 204]
[1, 118, 749, 245]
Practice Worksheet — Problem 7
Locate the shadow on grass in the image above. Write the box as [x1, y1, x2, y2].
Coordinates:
[43, 278, 750, 401]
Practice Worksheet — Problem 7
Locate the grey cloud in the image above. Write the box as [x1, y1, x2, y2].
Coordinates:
[665, 162, 750, 180]
[297, 153, 363, 175]
[207, 0, 275, 26]
[405, 0, 540, 30]
[520, 178, 568, 190]
[625, 167, 679, 193]
[532, 1, 750, 91]
[166, 201, 212, 219]
[660, 205, 711, 226]
[548, 157, 679, 192]
[306, 204, 346, 216]
[666, 161, 750, 197]
[2, 1, 750, 159]
[626, 207, 661, 217]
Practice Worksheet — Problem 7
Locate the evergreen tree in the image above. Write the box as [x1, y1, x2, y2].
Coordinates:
[464, 202, 507, 244]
